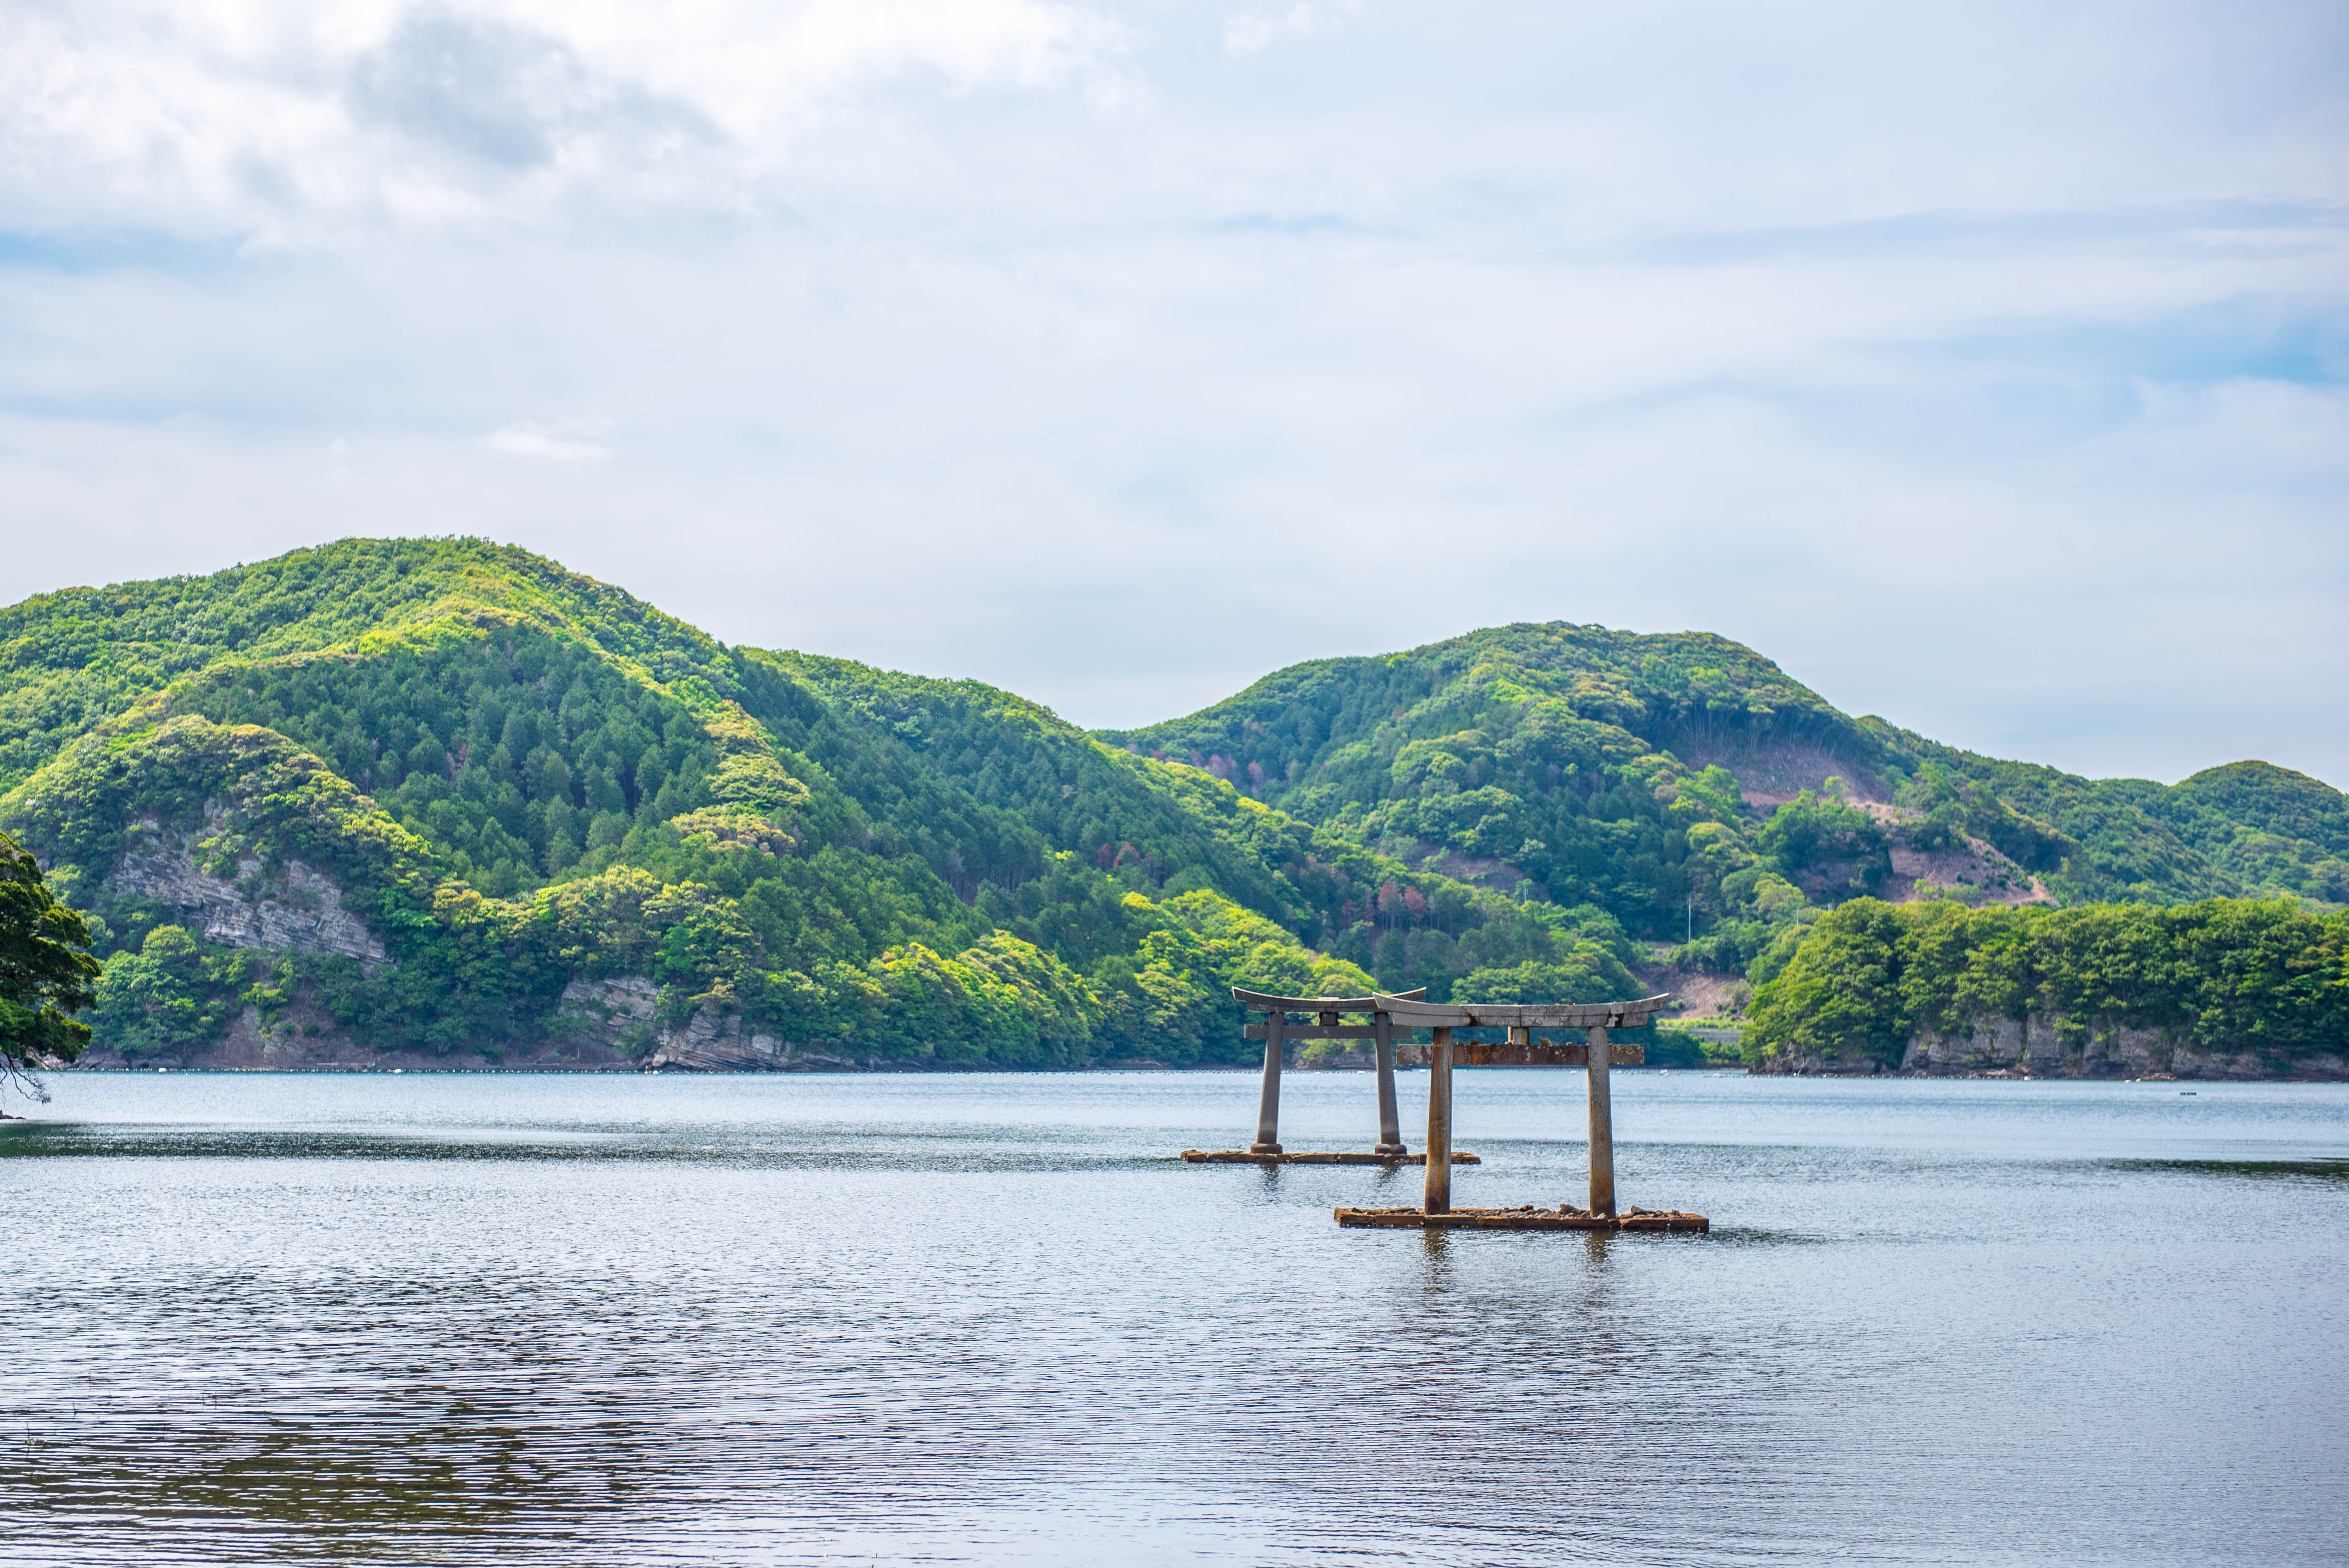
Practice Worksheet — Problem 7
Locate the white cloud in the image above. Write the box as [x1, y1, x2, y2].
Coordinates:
[0, 0, 1123, 240]
[479, 419, 614, 463]
[1223, 2, 1358, 57]
[0, 0, 2343, 784]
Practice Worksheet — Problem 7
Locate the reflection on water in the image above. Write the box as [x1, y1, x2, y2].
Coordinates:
[1, 1071, 2343, 1565]
[2104, 1156, 2349, 1182]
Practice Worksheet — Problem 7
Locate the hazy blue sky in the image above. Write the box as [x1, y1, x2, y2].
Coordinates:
[3, 1, 2343, 784]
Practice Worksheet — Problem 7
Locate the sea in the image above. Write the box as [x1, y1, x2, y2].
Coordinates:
[0, 1067, 2342, 1566]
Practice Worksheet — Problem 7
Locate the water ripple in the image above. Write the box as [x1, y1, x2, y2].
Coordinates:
[0, 1071, 2341, 1565]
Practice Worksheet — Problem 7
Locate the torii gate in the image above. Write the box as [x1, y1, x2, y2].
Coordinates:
[1371, 993, 1665, 1217]
[1178, 987, 1485, 1167]
[1186, 986, 1708, 1234]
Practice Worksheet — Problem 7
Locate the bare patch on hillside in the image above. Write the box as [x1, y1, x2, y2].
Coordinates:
[1412, 845, 1534, 894]
[1670, 737, 1893, 808]
[1886, 838, 2051, 908]
[1633, 960, 1745, 1019]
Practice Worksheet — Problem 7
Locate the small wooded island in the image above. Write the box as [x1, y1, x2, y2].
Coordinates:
[0, 538, 2341, 1080]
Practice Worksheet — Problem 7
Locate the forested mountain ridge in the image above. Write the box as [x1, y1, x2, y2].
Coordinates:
[0, 540, 1614, 1069]
[1101, 622, 2349, 935]
[1099, 623, 2348, 1076]
[0, 540, 736, 797]
[2, 539, 2340, 1075]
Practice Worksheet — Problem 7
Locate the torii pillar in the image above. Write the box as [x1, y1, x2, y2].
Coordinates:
[1585, 1022, 1616, 1216]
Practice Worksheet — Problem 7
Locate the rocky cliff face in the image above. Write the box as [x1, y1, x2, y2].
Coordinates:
[107, 815, 389, 971]
[290, 972, 855, 1071]
[550, 976, 662, 1056]
[1898, 1017, 2346, 1080]
[69, 960, 889, 1072]
[67, 992, 649, 1072]
[545, 975, 770, 1068]
[1755, 1015, 2347, 1080]
[644, 1008, 889, 1072]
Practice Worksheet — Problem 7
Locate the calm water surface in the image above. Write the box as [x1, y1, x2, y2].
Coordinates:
[2, 1069, 2343, 1566]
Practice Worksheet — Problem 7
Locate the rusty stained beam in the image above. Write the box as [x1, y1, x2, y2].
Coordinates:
[1396, 1037, 1646, 1067]
[1229, 986, 1427, 1013]
[1371, 994, 1672, 1030]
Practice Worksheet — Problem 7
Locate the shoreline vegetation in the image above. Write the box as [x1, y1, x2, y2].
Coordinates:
[1, 538, 2341, 1081]
[51, 1064, 2321, 1079]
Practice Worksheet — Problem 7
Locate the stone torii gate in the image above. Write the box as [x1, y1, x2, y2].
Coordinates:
[1179, 987, 1484, 1166]
[1371, 993, 1663, 1216]
[1176, 985, 1707, 1232]
[1336, 991, 1708, 1232]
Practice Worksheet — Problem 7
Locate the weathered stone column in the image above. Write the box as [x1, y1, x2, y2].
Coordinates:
[1373, 1009, 1406, 1156]
[1250, 1010, 1285, 1155]
[1424, 1026, 1453, 1213]
[1586, 1023, 1616, 1216]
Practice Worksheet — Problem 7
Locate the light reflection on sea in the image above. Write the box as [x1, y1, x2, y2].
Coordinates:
[1, 1070, 2342, 1566]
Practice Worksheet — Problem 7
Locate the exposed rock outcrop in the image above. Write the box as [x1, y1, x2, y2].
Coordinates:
[551, 976, 662, 1056]
[1756, 1016, 2347, 1080]
[544, 975, 896, 1070]
[71, 991, 652, 1072]
[1896, 1017, 2346, 1080]
[106, 815, 389, 972]
[641, 1003, 888, 1072]
[67, 955, 895, 1072]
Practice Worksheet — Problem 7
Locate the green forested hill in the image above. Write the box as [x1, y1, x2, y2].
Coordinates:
[1099, 623, 2348, 1072]
[0, 540, 1612, 1067]
[2, 542, 2340, 1072]
[1102, 622, 2349, 932]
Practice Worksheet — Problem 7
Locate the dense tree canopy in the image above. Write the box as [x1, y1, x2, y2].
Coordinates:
[1745, 898, 2349, 1071]
[0, 828, 99, 1069]
[0, 539, 2339, 1068]
[1104, 624, 2349, 925]
[0, 543, 1579, 1064]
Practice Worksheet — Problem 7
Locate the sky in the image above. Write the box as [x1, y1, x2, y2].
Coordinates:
[2, 0, 2344, 786]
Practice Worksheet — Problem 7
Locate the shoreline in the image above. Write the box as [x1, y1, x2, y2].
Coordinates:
[31, 1062, 2347, 1082]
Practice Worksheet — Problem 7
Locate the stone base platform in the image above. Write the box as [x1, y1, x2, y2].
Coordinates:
[1335, 1204, 1708, 1232]
[1179, 1150, 1481, 1165]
